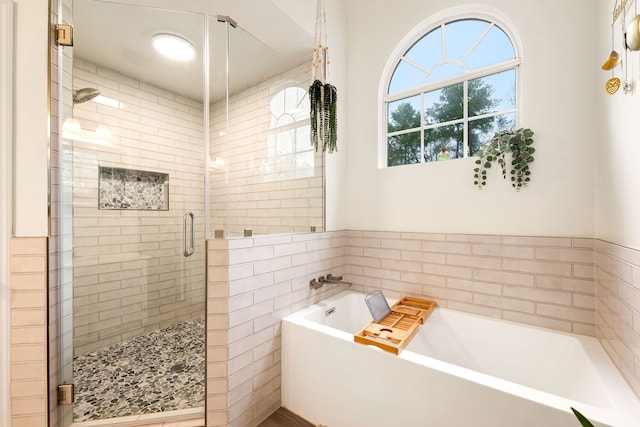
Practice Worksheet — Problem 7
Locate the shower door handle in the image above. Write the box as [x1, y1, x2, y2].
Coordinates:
[183, 211, 195, 257]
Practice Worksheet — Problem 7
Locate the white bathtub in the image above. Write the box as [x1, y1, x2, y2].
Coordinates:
[282, 291, 640, 427]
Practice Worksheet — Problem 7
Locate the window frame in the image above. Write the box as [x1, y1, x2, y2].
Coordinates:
[264, 85, 315, 181]
[378, 7, 523, 168]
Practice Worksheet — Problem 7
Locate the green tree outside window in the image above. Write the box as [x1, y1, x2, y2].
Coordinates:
[384, 17, 520, 167]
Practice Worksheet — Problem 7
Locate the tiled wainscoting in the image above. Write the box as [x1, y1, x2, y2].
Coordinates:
[345, 231, 597, 335]
[15, 231, 640, 425]
[10, 237, 48, 427]
[595, 240, 640, 397]
[206, 232, 347, 427]
[203, 231, 637, 425]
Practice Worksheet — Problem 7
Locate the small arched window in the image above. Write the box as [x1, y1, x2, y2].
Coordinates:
[263, 86, 314, 180]
[381, 12, 521, 167]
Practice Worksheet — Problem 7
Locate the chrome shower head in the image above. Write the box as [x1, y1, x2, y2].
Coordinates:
[73, 88, 100, 104]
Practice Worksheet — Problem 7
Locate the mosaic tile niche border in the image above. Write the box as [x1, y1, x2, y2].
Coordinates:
[98, 166, 169, 210]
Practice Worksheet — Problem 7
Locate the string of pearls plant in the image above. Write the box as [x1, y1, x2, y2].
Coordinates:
[473, 128, 535, 191]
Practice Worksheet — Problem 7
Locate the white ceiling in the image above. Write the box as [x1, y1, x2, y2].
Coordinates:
[73, 0, 316, 101]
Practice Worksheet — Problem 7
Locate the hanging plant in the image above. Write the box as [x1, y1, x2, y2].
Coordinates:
[473, 127, 535, 191]
[309, 0, 338, 153]
[309, 79, 337, 152]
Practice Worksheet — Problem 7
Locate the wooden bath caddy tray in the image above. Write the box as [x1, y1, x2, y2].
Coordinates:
[354, 296, 436, 355]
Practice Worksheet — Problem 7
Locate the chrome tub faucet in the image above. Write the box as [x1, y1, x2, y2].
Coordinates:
[309, 274, 352, 290]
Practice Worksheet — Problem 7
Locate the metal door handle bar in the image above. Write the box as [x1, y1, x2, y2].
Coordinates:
[183, 211, 195, 257]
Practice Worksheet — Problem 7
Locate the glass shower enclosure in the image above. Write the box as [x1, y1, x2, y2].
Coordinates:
[54, 1, 208, 424]
[50, 0, 320, 425]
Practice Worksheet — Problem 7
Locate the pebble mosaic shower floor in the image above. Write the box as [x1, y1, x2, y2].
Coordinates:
[73, 318, 205, 422]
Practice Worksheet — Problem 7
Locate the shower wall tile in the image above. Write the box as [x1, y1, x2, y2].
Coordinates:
[206, 239, 231, 427]
[346, 231, 597, 335]
[10, 237, 48, 427]
[206, 231, 347, 427]
[71, 58, 206, 356]
[209, 64, 322, 237]
[596, 240, 640, 398]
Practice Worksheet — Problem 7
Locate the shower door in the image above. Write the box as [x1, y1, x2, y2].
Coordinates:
[55, 1, 208, 424]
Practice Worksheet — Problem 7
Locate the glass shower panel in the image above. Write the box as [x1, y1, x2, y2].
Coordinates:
[64, 1, 207, 423]
[209, 18, 323, 237]
[208, 15, 230, 239]
[52, 0, 75, 425]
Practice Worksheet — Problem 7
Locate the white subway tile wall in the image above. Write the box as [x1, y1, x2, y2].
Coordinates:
[209, 63, 323, 237]
[206, 232, 347, 427]
[71, 58, 206, 355]
[206, 230, 605, 426]
[596, 240, 640, 398]
[347, 231, 596, 335]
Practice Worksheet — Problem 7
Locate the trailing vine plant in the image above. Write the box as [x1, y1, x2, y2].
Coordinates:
[309, 79, 337, 153]
[473, 127, 535, 190]
[309, 0, 338, 153]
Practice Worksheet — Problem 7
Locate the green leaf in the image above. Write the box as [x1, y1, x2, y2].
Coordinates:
[571, 408, 595, 427]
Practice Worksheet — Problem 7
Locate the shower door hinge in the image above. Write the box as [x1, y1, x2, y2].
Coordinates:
[57, 384, 74, 405]
[55, 24, 73, 46]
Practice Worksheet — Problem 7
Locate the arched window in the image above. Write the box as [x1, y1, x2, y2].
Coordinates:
[263, 86, 313, 180]
[380, 12, 521, 167]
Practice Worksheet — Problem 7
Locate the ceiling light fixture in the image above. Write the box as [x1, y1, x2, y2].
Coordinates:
[152, 33, 195, 61]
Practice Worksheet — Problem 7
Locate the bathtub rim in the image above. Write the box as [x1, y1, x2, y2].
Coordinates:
[282, 290, 640, 427]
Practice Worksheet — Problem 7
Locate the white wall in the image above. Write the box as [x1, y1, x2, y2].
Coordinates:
[595, 0, 640, 250]
[323, 0, 348, 232]
[13, 0, 49, 236]
[344, 0, 598, 238]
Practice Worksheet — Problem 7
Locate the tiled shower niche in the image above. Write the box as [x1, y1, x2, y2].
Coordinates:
[98, 166, 169, 210]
